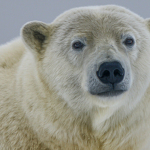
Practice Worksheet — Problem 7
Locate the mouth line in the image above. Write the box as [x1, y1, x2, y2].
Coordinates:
[97, 90, 124, 97]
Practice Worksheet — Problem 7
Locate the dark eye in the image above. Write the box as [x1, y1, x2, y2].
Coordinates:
[72, 41, 85, 50]
[124, 38, 135, 47]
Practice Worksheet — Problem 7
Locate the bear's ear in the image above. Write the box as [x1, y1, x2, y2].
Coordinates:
[21, 21, 50, 54]
[145, 18, 150, 31]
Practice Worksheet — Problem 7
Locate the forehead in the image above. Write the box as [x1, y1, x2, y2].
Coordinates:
[53, 6, 144, 39]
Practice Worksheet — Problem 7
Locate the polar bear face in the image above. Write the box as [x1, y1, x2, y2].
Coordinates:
[22, 5, 150, 113]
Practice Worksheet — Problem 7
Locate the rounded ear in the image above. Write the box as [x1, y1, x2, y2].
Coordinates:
[145, 18, 150, 31]
[21, 21, 50, 54]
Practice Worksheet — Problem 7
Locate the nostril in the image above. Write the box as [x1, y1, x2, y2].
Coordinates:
[102, 70, 110, 78]
[114, 69, 122, 77]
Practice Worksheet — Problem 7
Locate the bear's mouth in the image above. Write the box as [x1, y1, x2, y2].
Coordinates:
[97, 90, 124, 97]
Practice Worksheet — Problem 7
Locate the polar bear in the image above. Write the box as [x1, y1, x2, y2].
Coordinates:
[1, 5, 150, 150]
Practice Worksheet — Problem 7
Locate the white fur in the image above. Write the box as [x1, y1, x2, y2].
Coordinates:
[1, 5, 150, 150]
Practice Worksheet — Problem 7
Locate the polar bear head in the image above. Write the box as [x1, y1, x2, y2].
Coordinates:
[21, 5, 150, 115]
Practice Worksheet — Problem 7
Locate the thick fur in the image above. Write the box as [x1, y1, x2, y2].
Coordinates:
[1, 5, 150, 150]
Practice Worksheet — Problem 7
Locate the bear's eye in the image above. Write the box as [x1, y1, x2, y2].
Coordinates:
[124, 38, 135, 47]
[72, 41, 85, 50]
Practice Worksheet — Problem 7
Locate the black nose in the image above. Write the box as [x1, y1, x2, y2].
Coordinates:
[97, 61, 124, 85]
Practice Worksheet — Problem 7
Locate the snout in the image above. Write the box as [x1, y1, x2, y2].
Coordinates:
[97, 61, 124, 85]
[87, 60, 129, 97]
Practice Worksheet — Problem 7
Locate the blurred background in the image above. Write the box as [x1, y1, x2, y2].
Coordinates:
[0, 0, 150, 45]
